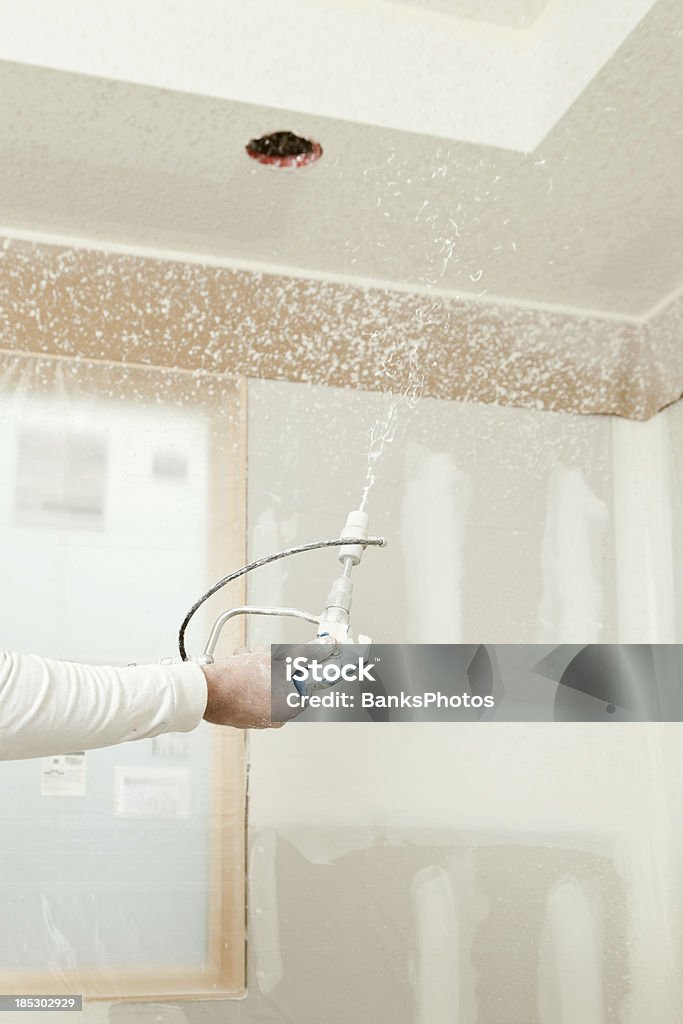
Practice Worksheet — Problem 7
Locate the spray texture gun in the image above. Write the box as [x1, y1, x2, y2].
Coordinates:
[177, 511, 386, 679]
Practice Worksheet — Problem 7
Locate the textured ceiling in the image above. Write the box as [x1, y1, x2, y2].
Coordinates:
[0, 0, 680, 316]
[0, 0, 657, 151]
[386, 0, 552, 29]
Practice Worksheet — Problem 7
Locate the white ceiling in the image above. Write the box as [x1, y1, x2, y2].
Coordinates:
[0, 0, 658, 152]
[0, 0, 680, 317]
[387, 0, 552, 30]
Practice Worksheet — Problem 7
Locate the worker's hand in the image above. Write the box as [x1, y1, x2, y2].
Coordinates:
[201, 652, 280, 729]
[200, 642, 336, 729]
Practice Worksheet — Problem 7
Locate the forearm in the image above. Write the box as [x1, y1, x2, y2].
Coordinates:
[0, 650, 208, 761]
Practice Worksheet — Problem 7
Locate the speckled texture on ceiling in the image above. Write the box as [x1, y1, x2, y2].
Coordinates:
[0, 236, 680, 420]
[0, 1, 680, 319]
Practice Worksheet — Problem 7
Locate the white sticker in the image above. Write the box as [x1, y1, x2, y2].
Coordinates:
[113, 766, 190, 819]
[152, 733, 190, 759]
[41, 752, 87, 796]
[15, 423, 108, 530]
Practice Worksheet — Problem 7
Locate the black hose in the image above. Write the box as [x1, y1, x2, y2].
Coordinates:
[178, 536, 386, 661]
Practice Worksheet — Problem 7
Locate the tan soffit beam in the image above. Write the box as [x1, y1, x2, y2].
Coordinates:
[0, 236, 681, 421]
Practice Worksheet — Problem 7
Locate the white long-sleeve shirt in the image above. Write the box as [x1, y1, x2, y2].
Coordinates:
[0, 651, 208, 761]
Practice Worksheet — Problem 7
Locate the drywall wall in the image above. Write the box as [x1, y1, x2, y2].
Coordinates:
[2, 374, 683, 1023]
[238, 379, 683, 1024]
[246, 379, 618, 645]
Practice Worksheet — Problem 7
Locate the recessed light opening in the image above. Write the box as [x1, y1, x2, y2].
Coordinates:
[245, 131, 323, 169]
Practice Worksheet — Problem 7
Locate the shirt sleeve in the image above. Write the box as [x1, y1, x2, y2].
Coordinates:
[0, 651, 208, 761]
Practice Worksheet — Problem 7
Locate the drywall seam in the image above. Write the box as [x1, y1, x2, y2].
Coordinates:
[411, 865, 460, 1024]
[536, 466, 607, 642]
[248, 831, 283, 996]
[401, 447, 471, 642]
[643, 279, 683, 322]
[537, 876, 605, 1023]
[612, 415, 676, 642]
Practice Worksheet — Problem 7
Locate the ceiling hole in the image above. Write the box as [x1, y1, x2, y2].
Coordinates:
[245, 131, 323, 168]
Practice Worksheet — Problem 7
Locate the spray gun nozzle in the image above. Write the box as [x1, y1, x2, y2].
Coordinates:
[316, 509, 383, 642]
[337, 509, 370, 566]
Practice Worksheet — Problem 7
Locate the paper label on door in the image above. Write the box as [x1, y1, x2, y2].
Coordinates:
[41, 753, 87, 796]
[113, 766, 190, 819]
[152, 733, 190, 759]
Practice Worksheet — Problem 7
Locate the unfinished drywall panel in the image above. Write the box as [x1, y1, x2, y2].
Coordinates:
[233, 377, 683, 1024]
[246, 377, 683, 648]
[666, 400, 683, 642]
[240, 721, 683, 1024]
[246, 378, 617, 645]
[3, 373, 681, 1024]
